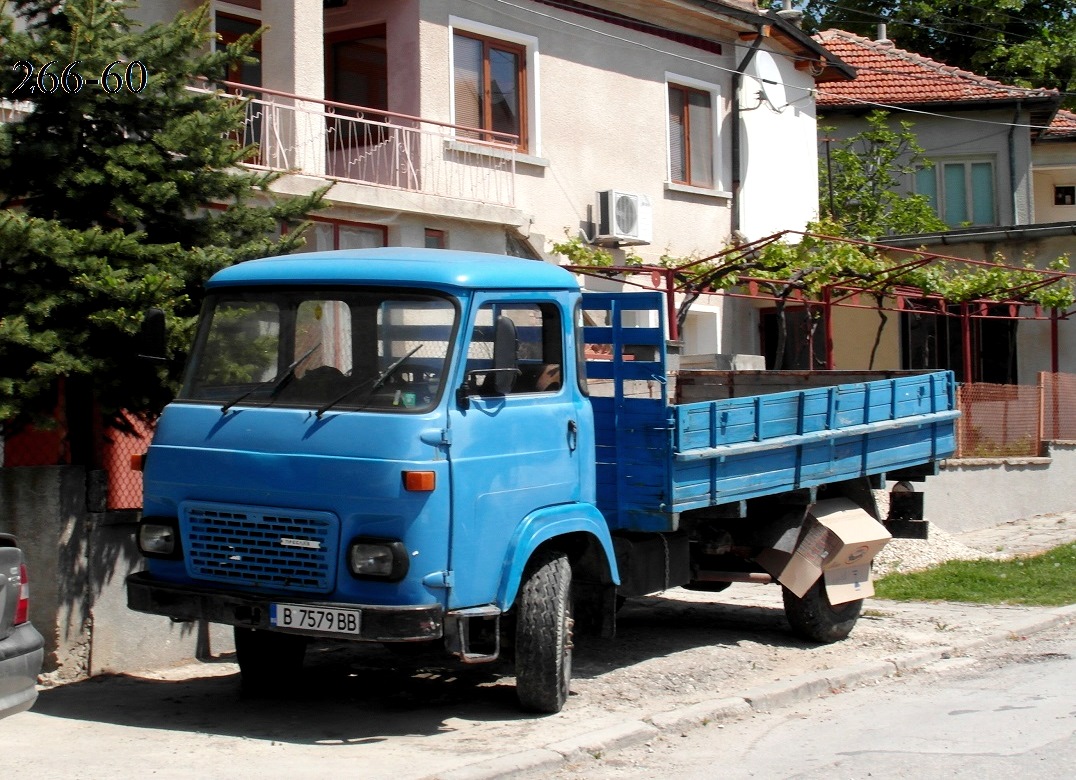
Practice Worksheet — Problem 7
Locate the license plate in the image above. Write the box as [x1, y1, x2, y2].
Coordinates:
[270, 603, 362, 635]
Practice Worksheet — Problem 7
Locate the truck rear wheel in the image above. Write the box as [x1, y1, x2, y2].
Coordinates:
[234, 627, 307, 694]
[515, 550, 573, 713]
[782, 580, 863, 643]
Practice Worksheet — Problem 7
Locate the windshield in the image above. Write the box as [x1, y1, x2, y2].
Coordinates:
[179, 288, 457, 413]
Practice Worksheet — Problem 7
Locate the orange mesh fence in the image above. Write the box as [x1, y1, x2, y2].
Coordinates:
[2, 411, 152, 511]
[1041, 372, 1076, 442]
[1, 423, 69, 467]
[100, 412, 153, 511]
[956, 383, 1041, 458]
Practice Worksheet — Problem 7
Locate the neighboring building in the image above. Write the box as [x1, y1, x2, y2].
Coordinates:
[1034, 108, 1076, 224]
[810, 28, 1076, 383]
[814, 28, 1061, 229]
[118, 0, 850, 357]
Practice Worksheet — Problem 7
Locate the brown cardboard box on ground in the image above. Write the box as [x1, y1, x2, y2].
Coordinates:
[757, 498, 891, 604]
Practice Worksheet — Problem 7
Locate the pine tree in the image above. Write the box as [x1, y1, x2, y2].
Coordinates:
[0, 0, 325, 447]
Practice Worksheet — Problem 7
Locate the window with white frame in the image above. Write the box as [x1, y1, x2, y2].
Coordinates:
[667, 77, 718, 189]
[916, 160, 997, 227]
[450, 21, 536, 152]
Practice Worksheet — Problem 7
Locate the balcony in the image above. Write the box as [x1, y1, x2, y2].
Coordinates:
[198, 82, 519, 208]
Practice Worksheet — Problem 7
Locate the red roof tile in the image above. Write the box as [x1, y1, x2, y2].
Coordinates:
[1043, 109, 1076, 141]
[813, 29, 1059, 109]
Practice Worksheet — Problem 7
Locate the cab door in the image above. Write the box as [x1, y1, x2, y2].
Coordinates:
[445, 294, 583, 609]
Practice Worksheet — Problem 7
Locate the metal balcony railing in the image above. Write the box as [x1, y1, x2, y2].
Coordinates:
[195, 82, 519, 207]
[0, 99, 31, 125]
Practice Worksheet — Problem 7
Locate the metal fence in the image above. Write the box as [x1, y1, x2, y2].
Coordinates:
[1042, 371, 1076, 442]
[955, 372, 1076, 458]
[1, 412, 151, 511]
[956, 382, 1042, 458]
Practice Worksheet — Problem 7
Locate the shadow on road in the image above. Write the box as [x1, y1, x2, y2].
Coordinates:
[31, 593, 801, 744]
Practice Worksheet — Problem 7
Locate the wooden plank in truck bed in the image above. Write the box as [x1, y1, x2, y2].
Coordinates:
[675, 369, 930, 403]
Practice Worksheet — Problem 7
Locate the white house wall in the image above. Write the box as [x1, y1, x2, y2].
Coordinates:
[737, 42, 821, 241]
[422, 0, 742, 264]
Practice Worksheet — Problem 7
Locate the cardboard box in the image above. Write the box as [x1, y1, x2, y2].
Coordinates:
[757, 498, 891, 604]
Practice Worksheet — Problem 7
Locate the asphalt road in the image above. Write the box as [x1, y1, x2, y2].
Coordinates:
[552, 622, 1076, 780]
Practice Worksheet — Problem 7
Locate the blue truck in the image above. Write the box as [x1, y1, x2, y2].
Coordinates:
[127, 248, 958, 713]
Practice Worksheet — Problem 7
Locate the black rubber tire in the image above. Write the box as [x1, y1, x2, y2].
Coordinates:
[514, 550, 573, 713]
[234, 627, 307, 694]
[782, 580, 863, 643]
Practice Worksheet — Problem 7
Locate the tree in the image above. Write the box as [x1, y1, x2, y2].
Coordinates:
[819, 110, 946, 240]
[0, 1, 325, 447]
[787, 1, 1076, 109]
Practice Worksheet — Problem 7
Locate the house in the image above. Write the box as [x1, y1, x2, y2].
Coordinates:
[811, 28, 1076, 383]
[119, 0, 849, 358]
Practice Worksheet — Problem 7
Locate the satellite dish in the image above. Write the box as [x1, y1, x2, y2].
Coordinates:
[748, 50, 787, 110]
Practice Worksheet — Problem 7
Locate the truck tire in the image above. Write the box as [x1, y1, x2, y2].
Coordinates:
[234, 627, 307, 694]
[515, 550, 573, 713]
[781, 580, 863, 643]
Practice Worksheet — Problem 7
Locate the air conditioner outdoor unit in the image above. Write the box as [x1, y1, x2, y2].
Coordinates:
[596, 190, 653, 246]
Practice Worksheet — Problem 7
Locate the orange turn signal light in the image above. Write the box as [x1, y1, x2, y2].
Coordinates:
[403, 470, 436, 492]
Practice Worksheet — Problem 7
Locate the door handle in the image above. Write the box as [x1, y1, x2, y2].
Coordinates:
[567, 419, 578, 452]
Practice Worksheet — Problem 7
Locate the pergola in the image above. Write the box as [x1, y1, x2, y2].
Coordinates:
[567, 230, 1076, 379]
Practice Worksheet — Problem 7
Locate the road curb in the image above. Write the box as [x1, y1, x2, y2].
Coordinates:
[433, 605, 1074, 780]
[545, 720, 660, 759]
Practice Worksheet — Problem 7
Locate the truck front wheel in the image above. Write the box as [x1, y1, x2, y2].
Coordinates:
[782, 580, 863, 643]
[234, 627, 307, 694]
[515, 550, 574, 713]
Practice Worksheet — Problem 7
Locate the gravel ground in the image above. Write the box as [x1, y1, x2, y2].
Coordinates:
[872, 525, 987, 576]
[875, 511, 1075, 576]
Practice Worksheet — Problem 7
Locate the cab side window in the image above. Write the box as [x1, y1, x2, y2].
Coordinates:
[466, 302, 563, 395]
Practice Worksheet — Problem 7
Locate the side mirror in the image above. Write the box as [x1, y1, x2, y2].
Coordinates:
[138, 308, 168, 362]
[491, 315, 518, 395]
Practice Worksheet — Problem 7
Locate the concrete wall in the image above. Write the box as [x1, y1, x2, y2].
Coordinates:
[923, 441, 1076, 533]
[0, 467, 90, 679]
[0, 467, 232, 681]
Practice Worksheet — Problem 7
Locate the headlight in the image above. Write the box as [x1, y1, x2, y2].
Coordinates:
[138, 518, 181, 558]
[347, 538, 409, 581]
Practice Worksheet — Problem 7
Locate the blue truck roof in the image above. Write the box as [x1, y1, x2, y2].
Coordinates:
[206, 248, 581, 292]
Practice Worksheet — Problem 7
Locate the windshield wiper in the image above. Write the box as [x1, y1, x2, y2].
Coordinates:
[316, 344, 424, 418]
[220, 341, 321, 414]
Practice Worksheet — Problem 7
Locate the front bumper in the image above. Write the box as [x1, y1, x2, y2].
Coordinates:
[126, 572, 443, 642]
[0, 621, 44, 719]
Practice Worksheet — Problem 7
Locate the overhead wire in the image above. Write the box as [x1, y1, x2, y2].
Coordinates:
[475, 0, 1071, 132]
[817, 2, 1047, 46]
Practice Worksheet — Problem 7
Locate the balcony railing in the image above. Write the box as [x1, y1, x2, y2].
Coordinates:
[195, 82, 518, 207]
[0, 99, 31, 125]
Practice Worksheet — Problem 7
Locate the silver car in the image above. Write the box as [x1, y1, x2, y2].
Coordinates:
[0, 534, 44, 719]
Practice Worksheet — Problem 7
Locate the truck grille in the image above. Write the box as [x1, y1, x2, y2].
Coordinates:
[181, 502, 338, 594]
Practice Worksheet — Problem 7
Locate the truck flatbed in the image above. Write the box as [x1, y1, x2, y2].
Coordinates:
[584, 292, 958, 532]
